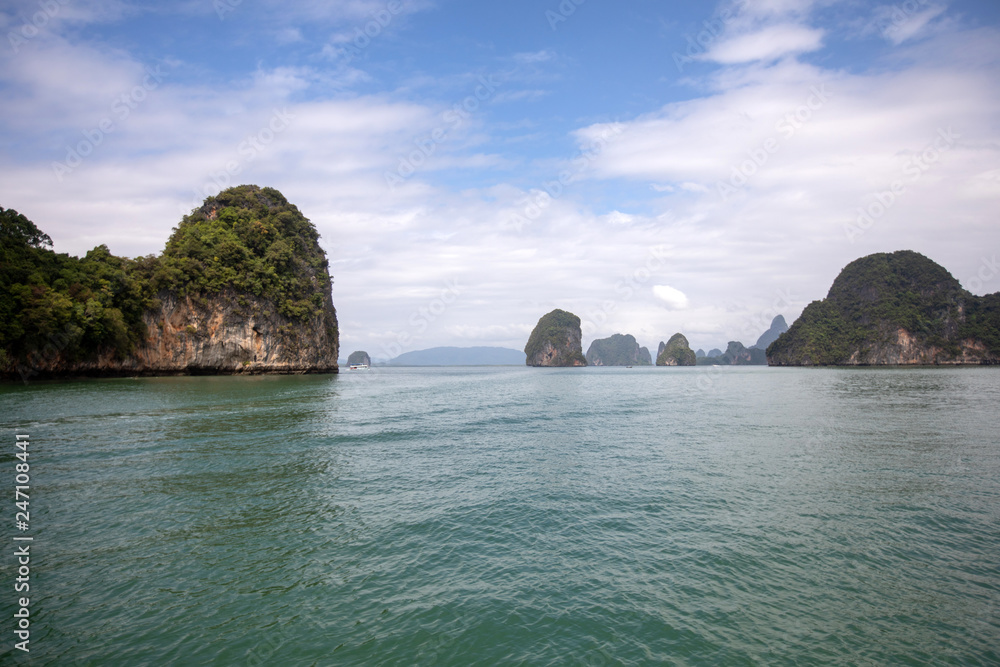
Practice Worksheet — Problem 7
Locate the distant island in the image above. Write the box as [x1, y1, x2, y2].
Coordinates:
[697, 341, 767, 366]
[525, 309, 587, 367]
[519, 311, 783, 369]
[586, 334, 651, 366]
[1, 185, 339, 379]
[752, 315, 789, 350]
[656, 333, 696, 366]
[523, 252, 1000, 369]
[347, 351, 371, 367]
[388, 347, 524, 366]
[768, 251, 1000, 365]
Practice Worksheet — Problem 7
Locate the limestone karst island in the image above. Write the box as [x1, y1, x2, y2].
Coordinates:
[3, 195, 999, 378]
[520, 251, 998, 368]
[1, 185, 338, 379]
[768, 251, 1000, 366]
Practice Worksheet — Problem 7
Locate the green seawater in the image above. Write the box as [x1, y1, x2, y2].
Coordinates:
[1, 366, 998, 665]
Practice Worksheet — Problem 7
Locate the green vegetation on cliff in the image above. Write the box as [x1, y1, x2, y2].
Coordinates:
[155, 186, 331, 320]
[586, 334, 651, 366]
[1, 186, 336, 374]
[656, 333, 696, 366]
[768, 251, 1000, 365]
[1, 207, 158, 367]
[524, 309, 587, 366]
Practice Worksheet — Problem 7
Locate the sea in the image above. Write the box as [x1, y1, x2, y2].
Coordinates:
[1, 365, 998, 666]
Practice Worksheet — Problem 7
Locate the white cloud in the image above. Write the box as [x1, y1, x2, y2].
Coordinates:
[512, 50, 555, 65]
[702, 23, 825, 63]
[878, 4, 948, 45]
[603, 211, 635, 226]
[653, 285, 691, 310]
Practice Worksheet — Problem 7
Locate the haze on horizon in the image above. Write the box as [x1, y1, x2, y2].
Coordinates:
[1, 0, 998, 356]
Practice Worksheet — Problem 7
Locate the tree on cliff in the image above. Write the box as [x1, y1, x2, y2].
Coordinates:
[1, 208, 157, 368]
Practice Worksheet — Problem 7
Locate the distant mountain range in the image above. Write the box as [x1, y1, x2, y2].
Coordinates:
[387, 346, 525, 366]
[752, 315, 789, 350]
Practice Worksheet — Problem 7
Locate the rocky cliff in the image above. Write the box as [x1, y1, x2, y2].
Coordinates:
[656, 333, 696, 366]
[586, 333, 651, 366]
[2, 185, 339, 379]
[768, 250, 1000, 366]
[525, 309, 587, 367]
[21, 289, 337, 377]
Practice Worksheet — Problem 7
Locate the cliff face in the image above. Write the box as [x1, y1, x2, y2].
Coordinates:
[586, 334, 652, 366]
[525, 309, 587, 367]
[22, 289, 338, 376]
[841, 328, 990, 365]
[768, 251, 1000, 366]
[722, 341, 767, 365]
[656, 333, 696, 366]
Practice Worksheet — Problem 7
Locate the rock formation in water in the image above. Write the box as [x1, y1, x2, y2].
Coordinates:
[752, 315, 789, 350]
[696, 349, 706, 358]
[348, 351, 371, 366]
[696, 341, 767, 365]
[726, 341, 766, 365]
[767, 250, 1000, 366]
[586, 334, 652, 366]
[656, 333, 697, 366]
[707, 348, 723, 358]
[1, 186, 339, 379]
[524, 309, 587, 367]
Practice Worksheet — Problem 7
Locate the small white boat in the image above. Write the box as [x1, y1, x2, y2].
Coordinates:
[348, 363, 370, 371]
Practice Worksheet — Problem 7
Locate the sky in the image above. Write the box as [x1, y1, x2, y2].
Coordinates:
[1, 0, 998, 360]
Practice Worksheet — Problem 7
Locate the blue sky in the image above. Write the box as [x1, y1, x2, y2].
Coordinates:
[2, 0, 999, 358]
